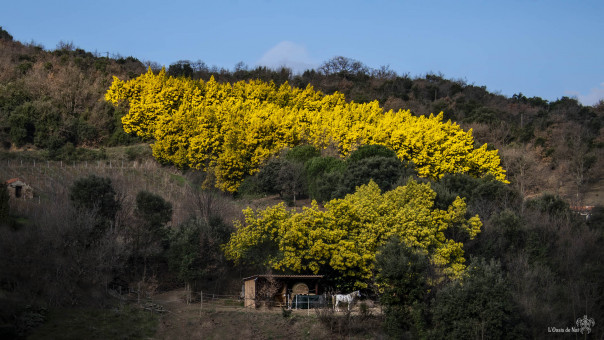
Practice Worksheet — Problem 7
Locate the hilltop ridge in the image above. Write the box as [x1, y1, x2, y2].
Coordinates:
[1, 26, 602, 204]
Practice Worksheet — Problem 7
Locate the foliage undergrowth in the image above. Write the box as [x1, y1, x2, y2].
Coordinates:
[28, 305, 158, 340]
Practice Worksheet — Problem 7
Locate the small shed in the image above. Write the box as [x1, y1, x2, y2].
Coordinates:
[5, 178, 33, 199]
[571, 205, 595, 220]
[242, 274, 323, 308]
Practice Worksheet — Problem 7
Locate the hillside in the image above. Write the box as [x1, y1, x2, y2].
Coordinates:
[1, 27, 602, 205]
[0, 145, 239, 227]
[1, 26, 604, 339]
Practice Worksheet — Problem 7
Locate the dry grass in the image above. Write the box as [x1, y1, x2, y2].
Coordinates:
[0, 156, 243, 227]
[150, 289, 384, 340]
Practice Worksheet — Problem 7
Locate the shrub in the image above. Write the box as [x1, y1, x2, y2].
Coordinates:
[69, 175, 120, 230]
[305, 156, 345, 201]
[135, 190, 172, 229]
[375, 237, 431, 338]
[284, 145, 320, 164]
[430, 258, 524, 339]
[0, 184, 9, 223]
[344, 156, 404, 193]
[348, 144, 396, 162]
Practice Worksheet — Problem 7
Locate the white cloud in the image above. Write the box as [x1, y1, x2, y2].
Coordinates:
[257, 41, 317, 74]
[568, 82, 604, 106]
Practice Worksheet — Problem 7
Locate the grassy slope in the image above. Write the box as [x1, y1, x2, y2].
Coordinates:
[0, 145, 245, 227]
[151, 289, 383, 339]
[24, 289, 383, 339]
[28, 306, 158, 340]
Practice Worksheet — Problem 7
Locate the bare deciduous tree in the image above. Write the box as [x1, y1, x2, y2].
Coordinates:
[501, 145, 545, 201]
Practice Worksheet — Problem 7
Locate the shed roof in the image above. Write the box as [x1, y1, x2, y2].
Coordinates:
[570, 206, 595, 212]
[243, 274, 323, 281]
[6, 178, 20, 184]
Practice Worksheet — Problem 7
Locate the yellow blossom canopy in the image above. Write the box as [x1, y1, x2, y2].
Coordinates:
[106, 69, 506, 191]
[223, 180, 482, 288]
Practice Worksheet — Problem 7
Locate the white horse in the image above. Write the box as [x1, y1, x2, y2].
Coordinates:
[333, 290, 361, 311]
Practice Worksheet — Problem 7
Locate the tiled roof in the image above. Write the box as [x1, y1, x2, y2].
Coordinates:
[570, 206, 594, 212]
[6, 178, 20, 184]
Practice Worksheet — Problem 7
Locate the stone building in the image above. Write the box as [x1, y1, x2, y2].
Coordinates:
[5, 178, 34, 199]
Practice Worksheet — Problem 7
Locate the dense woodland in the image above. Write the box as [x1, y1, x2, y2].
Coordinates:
[1, 26, 604, 338]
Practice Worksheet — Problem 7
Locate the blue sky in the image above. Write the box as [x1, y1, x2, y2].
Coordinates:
[2, 0, 603, 105]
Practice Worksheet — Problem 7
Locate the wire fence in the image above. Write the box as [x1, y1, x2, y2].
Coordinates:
[0, 158, 216, 226]
[108, 286, 381, 319]
[2, 158, 160, 170]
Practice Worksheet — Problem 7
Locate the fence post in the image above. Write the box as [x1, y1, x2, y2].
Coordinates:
[199, 291, 203, 317]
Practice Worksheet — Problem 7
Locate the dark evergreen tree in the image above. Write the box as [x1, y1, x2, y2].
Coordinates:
[69, 175, 120, 229]
[375, 237, 432, 338]
[431, 258, 525, 339]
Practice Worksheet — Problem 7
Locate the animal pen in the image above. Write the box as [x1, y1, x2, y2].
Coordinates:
[242, 275, 325, 309]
